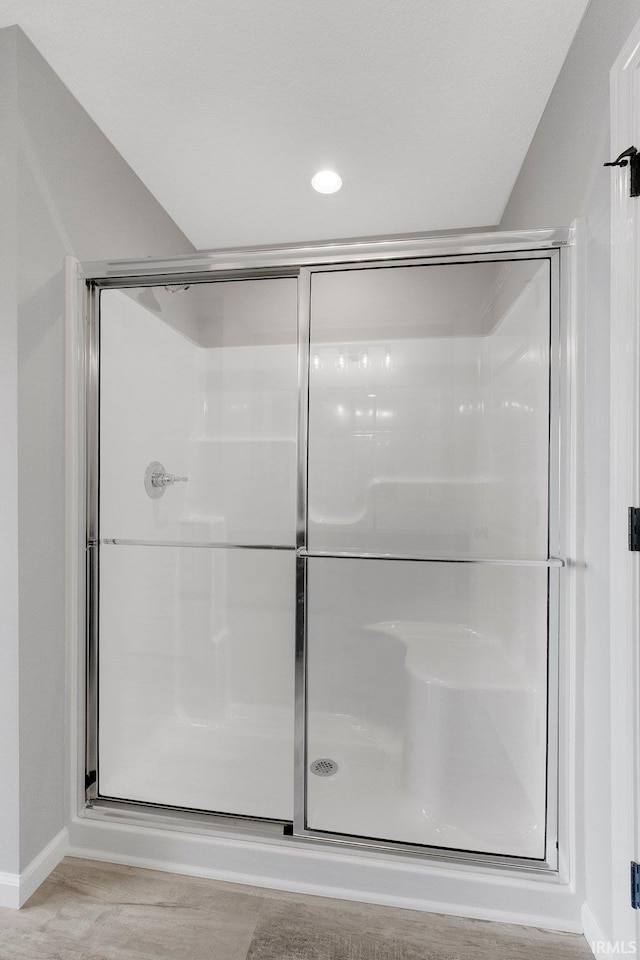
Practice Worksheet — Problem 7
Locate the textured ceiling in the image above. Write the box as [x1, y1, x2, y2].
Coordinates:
[1, 0, 590, 248]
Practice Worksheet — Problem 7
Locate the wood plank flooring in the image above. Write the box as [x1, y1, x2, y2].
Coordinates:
[0, 858, 593, 960]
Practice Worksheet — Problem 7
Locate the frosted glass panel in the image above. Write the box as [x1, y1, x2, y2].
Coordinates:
[100, 279, 297, 546]
[305, 558, 548, 858]
[99, 545, 295, 818]
[307, 260, 551, 558]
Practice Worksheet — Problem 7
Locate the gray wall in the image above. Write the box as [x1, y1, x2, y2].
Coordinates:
[501, 0, 640, 941]
[0, 28, 21, 879]
[0, 24, 194, 875]
[500, 0, 640, 231]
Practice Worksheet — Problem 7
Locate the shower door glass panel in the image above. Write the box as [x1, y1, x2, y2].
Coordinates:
[307, 260, 551, 559]
[100, 281, 298, 546]
[99, 546, 294, 817]
[305, 558, 549, 858]
[98, 279, 297, 817]
[304, 257, 555, 859]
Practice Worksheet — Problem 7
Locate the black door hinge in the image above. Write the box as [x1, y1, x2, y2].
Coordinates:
[605, 147, 640, 198]
[631, 862, 640, 909]
[629, 508, 640, 551]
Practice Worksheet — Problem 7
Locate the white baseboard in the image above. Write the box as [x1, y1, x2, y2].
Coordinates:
[583, 902, 608, 958]
[0, 870, 20, 909]
[19, 827, 69, 906]
[581, 902, 634, 959]
[0, 828, 68, 909]
[67, 815, 583, 933]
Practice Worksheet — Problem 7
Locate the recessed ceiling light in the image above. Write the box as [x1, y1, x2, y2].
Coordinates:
[311, 170, 342, 194]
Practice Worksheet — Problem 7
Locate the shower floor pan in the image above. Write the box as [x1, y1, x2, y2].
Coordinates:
[98, 709, 542, 859]
[305, 622, 546, 859]
[306, 714, 543, 860]
[98, 710, 294, 821]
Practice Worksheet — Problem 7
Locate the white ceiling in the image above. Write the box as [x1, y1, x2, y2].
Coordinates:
[1, 0, 590, 249]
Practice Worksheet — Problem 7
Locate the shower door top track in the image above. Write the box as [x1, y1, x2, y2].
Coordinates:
[79, 227, 570, 876]
[78, 226, 571, 282]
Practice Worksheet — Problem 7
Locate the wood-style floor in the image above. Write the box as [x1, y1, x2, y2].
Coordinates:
[0, 857, 593, 960]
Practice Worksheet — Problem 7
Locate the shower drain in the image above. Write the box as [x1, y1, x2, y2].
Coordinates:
[310, 758, 339, 777]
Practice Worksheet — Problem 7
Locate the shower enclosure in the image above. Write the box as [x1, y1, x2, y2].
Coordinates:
[81, 231, 565, 870]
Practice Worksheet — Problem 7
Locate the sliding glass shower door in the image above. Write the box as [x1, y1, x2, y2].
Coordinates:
[301, 256, 558, 859]
[97, 278, 298, 818]
[89, 242, 560, 865]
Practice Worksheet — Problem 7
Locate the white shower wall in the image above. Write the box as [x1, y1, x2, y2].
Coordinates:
[99, 286, 297, 545]
[200, 343, 296, 545]
[480, 261, 551, 561]
[307, 260, 550, 560]
[100, 290, 202, 542]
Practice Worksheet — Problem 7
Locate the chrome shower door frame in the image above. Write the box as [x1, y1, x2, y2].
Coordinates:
[82, 266, 300, 822]
[77, 227, 570, 874]
[293, 246, 564, 873]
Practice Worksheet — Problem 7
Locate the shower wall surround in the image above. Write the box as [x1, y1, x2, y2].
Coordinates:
[71, 230, 576, 927]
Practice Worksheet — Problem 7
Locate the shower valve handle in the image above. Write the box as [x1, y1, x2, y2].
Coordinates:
[152, 471, 188, 488]
[144, 461, 188, 499]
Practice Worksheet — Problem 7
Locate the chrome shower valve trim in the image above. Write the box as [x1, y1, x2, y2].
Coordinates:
[144, 461, 188, 499]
